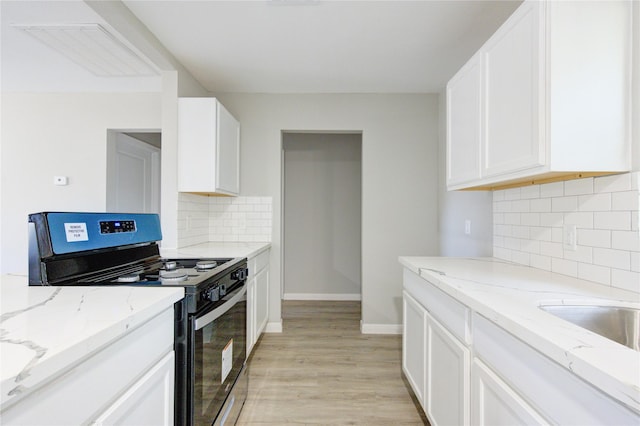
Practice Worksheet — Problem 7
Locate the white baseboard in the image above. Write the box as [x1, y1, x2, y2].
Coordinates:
[360, 321, 402, 335]
[264, 321, 283, 333]
[283, 293, 361, 301]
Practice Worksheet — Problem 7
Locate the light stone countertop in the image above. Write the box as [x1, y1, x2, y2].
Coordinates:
[0, 275, 184, 411]
[399, 256, 640, 414]
[160, 241, 271, 260]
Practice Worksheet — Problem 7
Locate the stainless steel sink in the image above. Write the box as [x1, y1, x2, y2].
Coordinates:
[540, 305, 640, 351]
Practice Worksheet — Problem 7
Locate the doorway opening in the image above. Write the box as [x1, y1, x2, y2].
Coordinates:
[106, 130, 161, 214]
[282, 132, 362, 303]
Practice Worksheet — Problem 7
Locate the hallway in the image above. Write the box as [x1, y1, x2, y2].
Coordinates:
[237, 301, 428, 425]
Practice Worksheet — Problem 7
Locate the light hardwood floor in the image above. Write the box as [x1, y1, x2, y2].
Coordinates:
[237, 301, 428, 425]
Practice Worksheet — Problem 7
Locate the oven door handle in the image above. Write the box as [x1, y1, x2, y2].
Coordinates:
[194, 282, 247, 331]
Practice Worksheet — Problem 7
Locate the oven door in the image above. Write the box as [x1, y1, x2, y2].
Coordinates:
[190, 282, 247, 426]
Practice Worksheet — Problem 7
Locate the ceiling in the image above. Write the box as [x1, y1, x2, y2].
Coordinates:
[1, 0, 521, 94]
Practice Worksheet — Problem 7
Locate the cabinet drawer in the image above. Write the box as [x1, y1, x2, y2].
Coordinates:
[403, 269, 470, 344]
[248, 249, 269, 278]
[473, 313, 639, 425]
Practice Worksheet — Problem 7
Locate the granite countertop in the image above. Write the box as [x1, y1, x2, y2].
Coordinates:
[0, 275, 184, 411]
[399, 256, 640, 414]
[160, 241, 271, 260]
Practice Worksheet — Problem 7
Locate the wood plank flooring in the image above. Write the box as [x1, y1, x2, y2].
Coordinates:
[237, 301, 428, 425]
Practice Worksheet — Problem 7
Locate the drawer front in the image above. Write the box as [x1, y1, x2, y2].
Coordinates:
[473, 313, 639, 425]
[403, 269, 470, 344]
[248, 249, 269, 278]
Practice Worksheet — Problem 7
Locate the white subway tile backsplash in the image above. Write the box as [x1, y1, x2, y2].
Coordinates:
[540, 213, 563, 227]
[530, 198, 551, 212]
[552, 196, 578, 212]
[611, 269, 640, 293]
[493, 190, 506, 202]
[551, 258, 578, 277]
[564, 212, 593, 229]
[512, 200, 530, 212]
[577, 229, 611, 249]
[594, 173, 632, 193]
[520, 185, 540, 200]
[563, 245, 593, 264]
[578, 263, 611, 286]
[530, 226, 553, 241]
[631, 252, 640, 273]
[540, 241, 563, 258]
[564, 177, 594, 196]
[178, 195, 273, 247]
[504, 188, 521, 200]
[521, 213, 540, 226]
[494, 172, 639, 294]
[594, 211, 631, 230]
[612, 191, 639, 211]
[511, 251, 530, 266]
[611, 231, 640, 252]
[593, 247, 631, 270]
[578, 193, 611, 212]
[530, 254, 551, 271]
[504, 213, 521, 225]
[540, 181, 564, 198]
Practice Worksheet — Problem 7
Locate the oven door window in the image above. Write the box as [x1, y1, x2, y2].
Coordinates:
[192, 287, 247, 426]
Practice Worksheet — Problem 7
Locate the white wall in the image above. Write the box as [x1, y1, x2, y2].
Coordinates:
[437, 91, 493, 256]
[216, 93, 439, 331]
[283, 133, 362, 300]
[0, 92, 161, 274]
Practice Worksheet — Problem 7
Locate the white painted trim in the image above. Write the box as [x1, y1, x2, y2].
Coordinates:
[360, 321, 402, 335]
[264, 321, 283, 333]
[283, 293, 361, 301]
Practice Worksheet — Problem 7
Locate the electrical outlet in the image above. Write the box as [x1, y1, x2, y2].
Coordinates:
[563, 224, 577, 251]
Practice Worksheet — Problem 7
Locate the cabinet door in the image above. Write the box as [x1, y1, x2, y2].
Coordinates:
[426, 312, 470, 426]
[402, 291, 427, 407]
[472, 358, 548, 426]
[216, 103, 240, 194]
[246, 275, 256, 355]
[255, 266, 269, 338]
[91, 351, 175, 426]
[483, 1, 544, 177]
[446, 52, 482, 186]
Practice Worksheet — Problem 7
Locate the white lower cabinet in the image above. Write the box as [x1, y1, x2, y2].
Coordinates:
[1, 308, 175, 425]
[92, 351, 174, 426]
[247, 248, 270, 356]
[403, 268, 640, 425]
[426, 312, 470, 426]
[472, 358, 548, 426]
[402, 291, 427, 407]
[402, 289, 470, 426]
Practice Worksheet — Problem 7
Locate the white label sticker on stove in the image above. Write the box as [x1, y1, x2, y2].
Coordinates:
[64, 223, 89, 242]
[221, 339, 233, 384]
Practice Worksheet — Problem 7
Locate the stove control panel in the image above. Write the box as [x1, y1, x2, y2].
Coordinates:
[100, 220, 136, 234]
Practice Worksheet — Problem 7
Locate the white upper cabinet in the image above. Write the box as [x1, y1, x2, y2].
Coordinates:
[447, 0, 632, 190]
[446, 52, 483, 186]
[178, 98, 240, 195]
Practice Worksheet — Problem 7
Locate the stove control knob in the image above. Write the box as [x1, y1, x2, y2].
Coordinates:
[219, 284, 227, 297]
[165, 261, 177, 270]
[231, 268, 248, 281]
[205, 286, 220, 302]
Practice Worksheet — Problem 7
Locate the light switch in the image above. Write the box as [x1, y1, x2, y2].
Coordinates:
[563, 224, 577, 251]
[464, 219, 471, 235]
[54, 176, 68, 186]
